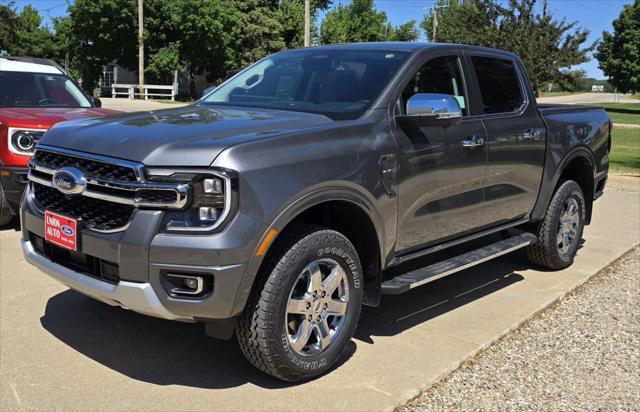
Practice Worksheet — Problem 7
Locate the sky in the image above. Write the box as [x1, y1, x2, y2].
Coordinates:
[13, 0, 635, 79]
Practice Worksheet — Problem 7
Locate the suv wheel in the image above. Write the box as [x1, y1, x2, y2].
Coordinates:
[0, 182, 14, 226]
[527, 180, 586, 270]
[237, 225, 363, 382]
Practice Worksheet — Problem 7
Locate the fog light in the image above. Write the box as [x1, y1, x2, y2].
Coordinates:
[199, 207, 219, 221]
[165, 273, 205, 296]
[184, 277, 199, 290]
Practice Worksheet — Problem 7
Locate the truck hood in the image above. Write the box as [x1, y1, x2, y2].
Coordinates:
[38, 105, 333, 166]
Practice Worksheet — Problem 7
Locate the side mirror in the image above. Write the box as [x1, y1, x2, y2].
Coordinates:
[90, 96, 102, 108]
[396, 93, 462, 128]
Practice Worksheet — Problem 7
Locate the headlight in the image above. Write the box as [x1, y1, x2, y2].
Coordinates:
[8, 128, 47, 155]
[146, 168, 237, 233]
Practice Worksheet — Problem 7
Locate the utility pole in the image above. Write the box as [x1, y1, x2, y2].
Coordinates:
[304, 0, 311, 47]
[138, 0, 144, 99]
[431, 1, 449, 43]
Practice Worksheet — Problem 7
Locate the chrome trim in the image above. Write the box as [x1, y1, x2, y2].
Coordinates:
[25, 183, 134, 234]
[22, 239, 194, 322]
[29, 147, 234, 233]
[27, 169, 189, 209]
[35, 145, 145, 182]
[8, 127, 48, 156]
[166, 273, 204, 295]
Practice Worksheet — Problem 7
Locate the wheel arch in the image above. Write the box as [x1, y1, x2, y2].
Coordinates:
[230, 187, 387, 316]
[533, 147, 596, 224]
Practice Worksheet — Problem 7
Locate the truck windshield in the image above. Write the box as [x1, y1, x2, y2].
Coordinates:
[200, 49, 410, 120]
[0, 71, 91, 108]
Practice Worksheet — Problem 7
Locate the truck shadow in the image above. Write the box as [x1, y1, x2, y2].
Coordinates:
[0, 216, 20, 232]
[39, 246, 580, 389]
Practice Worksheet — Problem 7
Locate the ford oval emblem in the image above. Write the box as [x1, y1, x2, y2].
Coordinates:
[52, 167, 86, 195]
[61, 225, 75, 236]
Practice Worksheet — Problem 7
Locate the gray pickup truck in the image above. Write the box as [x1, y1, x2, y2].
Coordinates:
[21, 43, 610, 382]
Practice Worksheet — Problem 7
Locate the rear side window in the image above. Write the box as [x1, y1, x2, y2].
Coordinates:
[471, 56, 524, 114]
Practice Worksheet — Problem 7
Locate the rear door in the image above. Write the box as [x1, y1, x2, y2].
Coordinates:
[464, 52, 546, 224]
[391, 51, 491, 253]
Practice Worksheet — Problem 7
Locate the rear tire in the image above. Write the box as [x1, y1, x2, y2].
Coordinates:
[0, 182, 14, 226]
[236, 225, 363, 382]
[527, 180, 586, 270]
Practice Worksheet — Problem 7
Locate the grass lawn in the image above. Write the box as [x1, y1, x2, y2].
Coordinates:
[610, 127, 640, 174]
[589, 102, 640, 125]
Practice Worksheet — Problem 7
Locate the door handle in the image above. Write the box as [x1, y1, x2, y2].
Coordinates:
[462, 136, 485, 148]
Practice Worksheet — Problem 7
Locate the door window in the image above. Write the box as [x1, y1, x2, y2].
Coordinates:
[402, 56, 468, 116]
[471, 56, 524, 114]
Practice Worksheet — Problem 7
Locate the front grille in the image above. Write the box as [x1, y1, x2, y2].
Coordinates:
[33, 184, 134, 231]
[31, 234, 120, 284]
[34, 150, 138, 182]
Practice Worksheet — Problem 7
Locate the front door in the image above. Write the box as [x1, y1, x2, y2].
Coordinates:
[391, 53, 490, 253]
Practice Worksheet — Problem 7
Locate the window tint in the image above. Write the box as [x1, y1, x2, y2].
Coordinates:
[471, 56, 524, 114]
[203, 49, 410, 120]
[402, 56, 467, 116]
[0, 72, 90, 108]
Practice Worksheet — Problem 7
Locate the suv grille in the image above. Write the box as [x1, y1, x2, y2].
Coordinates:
[33, 184, 134, 232]
[34, 150, 139, 182]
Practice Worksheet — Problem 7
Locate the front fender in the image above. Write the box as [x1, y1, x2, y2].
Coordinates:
[228, 185, 387, 317]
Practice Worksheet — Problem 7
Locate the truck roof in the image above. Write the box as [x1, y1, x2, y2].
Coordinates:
[304, 42, 518, 59]
[0, 57, 63, 74]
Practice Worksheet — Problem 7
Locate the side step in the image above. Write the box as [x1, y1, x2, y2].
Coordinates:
[381, 233, 537, 295]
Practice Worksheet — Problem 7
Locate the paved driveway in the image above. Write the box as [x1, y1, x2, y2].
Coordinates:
[1, 184, 638, 411]
[100, 98, 190, 113]
[537, 93, 638, 104]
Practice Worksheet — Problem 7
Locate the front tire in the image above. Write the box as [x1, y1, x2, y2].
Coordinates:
[527, 180, 586, 270]
[236, 225, 363, 382]
[0, 182, 14, 226]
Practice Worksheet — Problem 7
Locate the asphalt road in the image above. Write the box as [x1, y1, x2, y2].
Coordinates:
[1, 182, 638, 411]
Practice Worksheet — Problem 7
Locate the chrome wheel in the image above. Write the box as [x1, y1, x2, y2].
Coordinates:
[285, 258, 349, 356]
[557, 197, 580, 255]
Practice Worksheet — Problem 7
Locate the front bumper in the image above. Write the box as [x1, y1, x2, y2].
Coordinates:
[22, 238, 193, 321]
[0, 166, 28, 213]
[21, 183, 266, 321]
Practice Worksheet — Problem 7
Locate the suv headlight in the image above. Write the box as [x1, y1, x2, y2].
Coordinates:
[8, 128, 47, 155]
[145, 168, 237, 233]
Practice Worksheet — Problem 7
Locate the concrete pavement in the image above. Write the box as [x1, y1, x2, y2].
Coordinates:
[100, 98, 190, 113]
[537, 92, 638, 104]
[1, 182, 638, 411]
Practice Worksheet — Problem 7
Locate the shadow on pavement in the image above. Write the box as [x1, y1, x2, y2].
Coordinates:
[40, 290, 355, 389]
[40, 244, 581, 388]
[0, 216, 20, 232]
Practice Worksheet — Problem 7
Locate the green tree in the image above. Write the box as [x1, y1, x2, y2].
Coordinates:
[0, 1, 20, 53]
[0, 2, 57, 57]
[277, 0, 332, 48]
[228, 1, 285, 68]
[596, 0, 639, 93]
[421, 0, 593, 94]
[320, 0, 418, 44]
[145, 42, 183, 83]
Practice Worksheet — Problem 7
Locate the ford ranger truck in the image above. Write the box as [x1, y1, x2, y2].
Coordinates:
[0, 57, 118, 225]
[20, 43, 610, 382]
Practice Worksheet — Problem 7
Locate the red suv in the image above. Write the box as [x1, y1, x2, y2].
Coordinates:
[0, 57, 119, 225]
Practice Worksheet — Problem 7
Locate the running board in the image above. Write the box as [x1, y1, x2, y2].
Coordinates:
[381, 233, 537, 295]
